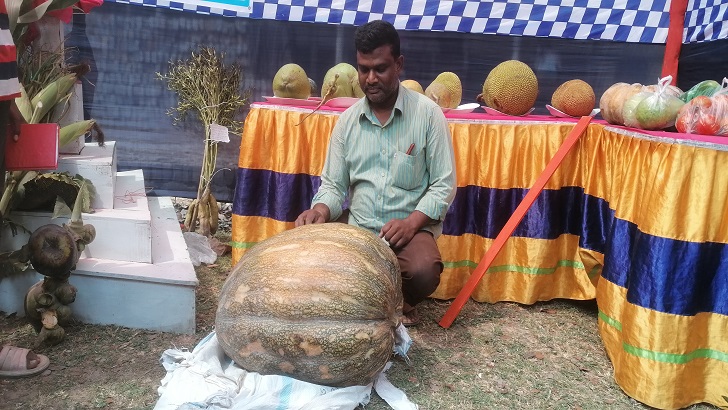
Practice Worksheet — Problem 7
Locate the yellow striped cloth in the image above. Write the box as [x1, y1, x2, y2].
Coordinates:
[231, 106, 728, 409]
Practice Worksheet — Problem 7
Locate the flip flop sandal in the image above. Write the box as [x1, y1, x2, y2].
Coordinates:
[0, 345, 50, 378]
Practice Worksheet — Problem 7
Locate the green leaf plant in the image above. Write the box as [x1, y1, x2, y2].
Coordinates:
[0, 1, 99, 275]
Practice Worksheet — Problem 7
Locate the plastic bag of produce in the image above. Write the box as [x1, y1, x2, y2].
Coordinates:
[643, 82, 683, 99]
[675, 78, 728, 136]
[632, 76, 685, 130]
[681, 79, 722, 103]
[622, 91, 652, 128]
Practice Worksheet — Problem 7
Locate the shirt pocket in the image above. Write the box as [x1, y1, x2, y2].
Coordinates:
[390, 150, 426, 190]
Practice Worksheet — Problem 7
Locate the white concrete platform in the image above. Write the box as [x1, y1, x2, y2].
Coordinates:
[0, 169, 152, 263]
[57, 142, 117, 210]
[0, 139, 198, 334]
[0, 197, 198, 334]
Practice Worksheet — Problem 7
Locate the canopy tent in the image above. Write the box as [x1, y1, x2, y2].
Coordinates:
[66, 0, 726, 202]
[61, 2, 727, 408]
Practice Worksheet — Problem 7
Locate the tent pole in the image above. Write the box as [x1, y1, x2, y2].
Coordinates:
[439, 116, 592, 329]
[661, 0, 688, 85]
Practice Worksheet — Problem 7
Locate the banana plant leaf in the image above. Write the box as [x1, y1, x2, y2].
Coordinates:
[5, 0, 81, 36]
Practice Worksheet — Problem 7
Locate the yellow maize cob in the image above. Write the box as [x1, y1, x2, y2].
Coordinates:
[59, 119, 95, 148]
[15, 84, 33, 123]
[30, 73, 78, 123]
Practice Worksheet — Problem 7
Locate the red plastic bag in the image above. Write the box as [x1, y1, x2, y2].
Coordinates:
[675, 78, 728, 137]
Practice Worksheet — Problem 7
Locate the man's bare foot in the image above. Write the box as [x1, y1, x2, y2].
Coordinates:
[0, 345, 50, 378]
[402, 303, 421, 327]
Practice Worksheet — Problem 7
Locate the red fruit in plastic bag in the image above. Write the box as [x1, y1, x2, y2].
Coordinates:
[675, 111, 691, 133]
[674, 78, 728, 136]
[695, 114, 720, 136]
[691, 95, 713, 110]
[675, 102, 696, 134]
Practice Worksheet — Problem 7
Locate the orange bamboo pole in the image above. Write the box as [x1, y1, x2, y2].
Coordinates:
[439, 116, 592, 328]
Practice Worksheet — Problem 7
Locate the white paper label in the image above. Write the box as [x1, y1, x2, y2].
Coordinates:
[209, 123, 230, 143]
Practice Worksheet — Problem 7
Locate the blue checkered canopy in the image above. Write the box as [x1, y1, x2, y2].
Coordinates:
[106, 0, 726, 44]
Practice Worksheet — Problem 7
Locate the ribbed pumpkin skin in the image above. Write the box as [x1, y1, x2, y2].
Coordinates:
[215, 223, 402, 387]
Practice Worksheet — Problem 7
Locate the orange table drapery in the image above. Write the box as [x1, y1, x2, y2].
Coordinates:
[231, 103, 728, 409]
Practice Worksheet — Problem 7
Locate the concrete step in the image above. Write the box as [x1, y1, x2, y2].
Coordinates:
[0, 169, 152, 263]
[0, 196, 198, 334]
[57, 141, 117, 210]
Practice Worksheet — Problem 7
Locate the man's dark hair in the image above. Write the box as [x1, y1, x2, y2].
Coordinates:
[354, 20, 401, 58]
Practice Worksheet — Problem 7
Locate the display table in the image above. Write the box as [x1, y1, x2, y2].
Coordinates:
[231, 103, 728, 409]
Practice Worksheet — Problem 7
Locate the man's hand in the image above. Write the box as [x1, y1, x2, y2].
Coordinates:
[295, 209, 326, 226]
[380, 211, 431, 248]
[294, 204, 331, 227]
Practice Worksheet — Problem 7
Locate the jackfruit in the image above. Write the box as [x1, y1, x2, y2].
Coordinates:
[351, 75, 365, 98]
[272, 63, 311, 99]
[551, 79, 595, 117]
[425, 72, 462, 108]
[401, 79, 424, 94]
[425, 83, 456, 108]
[482, 60, 538, 116]
[321, 63, 360, 100]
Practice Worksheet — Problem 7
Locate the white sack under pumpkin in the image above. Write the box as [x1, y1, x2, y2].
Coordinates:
[154, 330, 417, 410]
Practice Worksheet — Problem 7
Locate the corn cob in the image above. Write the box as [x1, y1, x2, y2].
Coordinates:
[59, 120, 95, 148]
[30, 73, 78, 123]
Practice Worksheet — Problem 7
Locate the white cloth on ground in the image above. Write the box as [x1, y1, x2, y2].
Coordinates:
[154, 327, 417, 410]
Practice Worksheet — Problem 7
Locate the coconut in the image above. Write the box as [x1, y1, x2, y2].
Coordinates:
[27, 224, 79, 278]
[426, 72, 462, 108]
[272, 63, 311, 99]
[321, 63, 359, 100]
[401, 79, 425, 94]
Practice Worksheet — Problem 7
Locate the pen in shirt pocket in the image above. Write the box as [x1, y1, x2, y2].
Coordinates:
[405, 143, 415, 155]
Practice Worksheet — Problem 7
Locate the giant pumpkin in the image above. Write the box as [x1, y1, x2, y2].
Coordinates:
[215, 223, 403, 387]
[599, 82, 645, 125]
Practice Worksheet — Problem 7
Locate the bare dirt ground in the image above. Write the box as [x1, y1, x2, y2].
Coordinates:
[0, 200, 719, 410]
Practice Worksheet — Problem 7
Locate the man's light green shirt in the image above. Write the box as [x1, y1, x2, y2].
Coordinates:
[312, 85, 456, 238]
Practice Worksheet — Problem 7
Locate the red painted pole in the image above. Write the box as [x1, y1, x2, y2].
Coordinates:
[661, 0, 688, 84]
[439, 116, 592, 328]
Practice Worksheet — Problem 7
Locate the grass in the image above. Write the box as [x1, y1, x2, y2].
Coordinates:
[0, 227, 720, 410]
[368, 299, 643, 410]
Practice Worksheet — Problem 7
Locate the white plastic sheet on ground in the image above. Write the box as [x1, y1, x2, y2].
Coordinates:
[183, 232, 217, 266]
[154, 326, 417, 410]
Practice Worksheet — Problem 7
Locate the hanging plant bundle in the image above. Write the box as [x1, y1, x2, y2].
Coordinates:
[157, 46, 250, 236]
